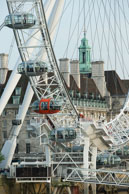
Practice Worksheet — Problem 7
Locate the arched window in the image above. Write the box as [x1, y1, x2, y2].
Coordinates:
[82, 52, 86, 63]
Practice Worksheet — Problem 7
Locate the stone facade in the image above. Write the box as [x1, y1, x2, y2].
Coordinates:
[0, 68, 128, 154]
[0, 32, 129, 156]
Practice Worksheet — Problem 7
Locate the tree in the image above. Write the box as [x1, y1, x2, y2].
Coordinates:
[0, 152, 4, 163]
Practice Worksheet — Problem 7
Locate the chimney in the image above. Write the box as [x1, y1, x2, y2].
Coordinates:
[59, 58, 70, 87]
[91, 61, 109, 97]
[0, 53, 8, 84]
[70, 60, 80, 89]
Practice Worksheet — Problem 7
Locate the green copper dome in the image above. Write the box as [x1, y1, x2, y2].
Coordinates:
[79, 34, 91, 74]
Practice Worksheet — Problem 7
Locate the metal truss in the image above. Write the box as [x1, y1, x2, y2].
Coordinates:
[5, 1, 129, 186]
[7, 0, 129, 150]
[90, 91, 129, 152]
[105, 92, 129, 145]
[7, 0, 78, 129]
[64, 168, 129, 187]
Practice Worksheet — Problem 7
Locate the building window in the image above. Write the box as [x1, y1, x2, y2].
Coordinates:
[27, 131, 31, 138]
[86, 51, 89, 62]
[3, 131, 7, 138]
[26, 143, 30, 153]
[15, 87, 21, 95]
[27, 120, 30, 125]
[82, 52, 86, 63]
[15, 110, 18, 115]
[15, 144, 19, 153]
[13, 96, 20, 105]
[2, 110, 7, 116]
[3, 120, 7, 128]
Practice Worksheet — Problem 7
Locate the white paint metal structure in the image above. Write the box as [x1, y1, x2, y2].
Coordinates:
[0, 0, 58, 116]
[92, 91, 129, 153]
[64, 168, 129, 187]
[0, 0, 129, 189]
[26, 0, 129, 160]
[0, 0, 66, 169]
[78, 91, 129, 154]
[103, 92, 129, 147]
[5, 0, 78, 128]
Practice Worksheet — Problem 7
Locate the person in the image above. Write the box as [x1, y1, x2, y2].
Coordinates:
[23, 15, 26, 24]
[50, 101, 53, 110]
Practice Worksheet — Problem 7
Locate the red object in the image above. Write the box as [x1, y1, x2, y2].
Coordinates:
[34, 98, 60, 114]
[79, 113, 85, 118]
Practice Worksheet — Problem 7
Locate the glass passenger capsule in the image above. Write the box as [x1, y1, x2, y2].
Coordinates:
[32, 98, 62, 114]
[49, 127, 76, 142]
[17, 61, 48, 76]
[5, 13, 36, 29]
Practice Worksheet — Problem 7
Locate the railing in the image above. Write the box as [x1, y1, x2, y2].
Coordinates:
[64, 168, 129, 187]
[72, 98, 108, 109]
[16, 177, 51, 183]
[52, 152, 83, 164]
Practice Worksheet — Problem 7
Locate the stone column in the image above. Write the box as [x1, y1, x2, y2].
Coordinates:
[70, 60, 80, 89]
[59, 58, 70, 87]
[0, 53, 8, 85]
[92, 61, 109, 97]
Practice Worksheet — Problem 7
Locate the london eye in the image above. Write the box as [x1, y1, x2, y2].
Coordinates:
[0, 0, 129, 193]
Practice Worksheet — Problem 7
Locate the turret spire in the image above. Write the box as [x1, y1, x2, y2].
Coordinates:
[78, 0, 91, 74]
[83, 0, 86, 38]
[79, 34, 91, 74]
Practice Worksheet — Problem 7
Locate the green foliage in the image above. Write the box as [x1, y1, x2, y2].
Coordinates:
[0, 152, 4, 163]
